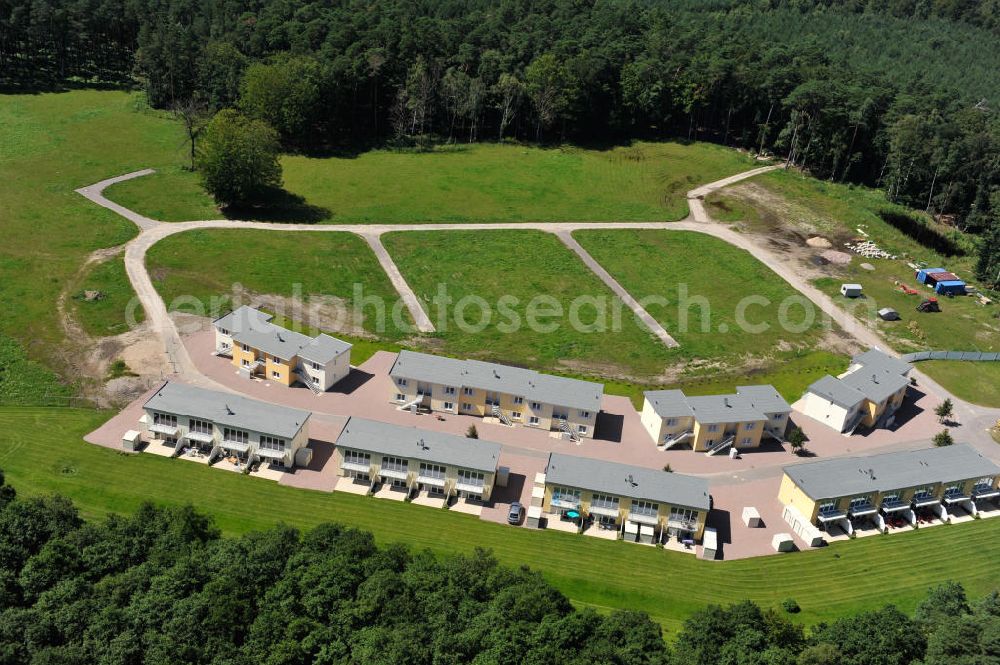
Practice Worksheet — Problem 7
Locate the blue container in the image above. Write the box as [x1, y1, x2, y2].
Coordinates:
[934, 280, 966, 295]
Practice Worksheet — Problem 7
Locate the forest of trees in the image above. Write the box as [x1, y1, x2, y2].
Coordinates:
[1, 469, 999, 665]
[1, 0, 999, 278]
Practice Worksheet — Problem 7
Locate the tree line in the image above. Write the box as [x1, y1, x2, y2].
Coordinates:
[1, 469, 999, 665]
[1, 0, 999, 281]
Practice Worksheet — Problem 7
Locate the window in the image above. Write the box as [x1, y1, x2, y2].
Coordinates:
[849, 494, 873, 510]
[260, 436, 286, 452]
[241, 359, 250, 367]
[818, 501, 839, 516]
[395, 393, 406, 402]
[461, 402, 473, 411]
[417, 383, 432, 396]
[912, 485, 935, 501]
[343, 450, 371, 466]
[189, 419, 211, 434]
[944, 484, 963, 498]
[511, 411, 522, 420]
[418, 463, 446, 479]
[630, 500, 659, 517]
[220, 342, 231, 349]
[382, 456, 407, 473]
[241, 343, 250, 352]
[153, 413, 177, 427]
[486, 392, 500, 406]
[740, 437, 752, 445]
[219, 328, 229, 335]
[222, 428, 248, 444]
[707, 424, 719, 432]
[528, 416, 539, 426]
[580, 410, 590, 419]
[457, 470, 485, 488]
[744, 422, 756, 430]
[530, 402, 541, 411]
[311, 361, 321, 370]
[669, 507, 698, 524]
[551, 487, 581, 506]
[665, 418, 677, 426]
[974, 476, 995, 491]
[463, 387, 474, 396]
[513, 396, 524, 405]
[397, 378, 408, 387]
[590, 493, 619, 512]
[443, 401, 455, 411]
[312, 377, 320, 385]
[577, 425, 588, 435]
[445, 386, 456, 395]
[553, 411, 568, 421]
[271, 370, 281, 378]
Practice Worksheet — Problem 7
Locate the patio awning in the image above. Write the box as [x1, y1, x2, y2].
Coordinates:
[881, 501, 910, 513]
[849, 505, 877, 517]
[974, 489, 1000, 500]
[913, 495, 940, 507]
[257, 448, 285, 460]
[341, 461, 371, 473]
[149, 423, 178, 436]
[379, 468, 408, 481]
[455, 482, 485, 494]
[416, 475, 446, 488]
[817, 510, 848, 522]
[221, 440, 250, 453]
[944, 494, 970, 504]
[589, 505, 619, 518]
[185, 431, 214, 444]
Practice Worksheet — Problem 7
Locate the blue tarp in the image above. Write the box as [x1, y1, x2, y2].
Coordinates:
[934, 280, 966, 295]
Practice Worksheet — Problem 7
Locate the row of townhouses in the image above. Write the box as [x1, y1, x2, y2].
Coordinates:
[780, 444, 1000, 538]
[140, 381, 313, 469]
[213, 306, 352, 393]
[389, 349, 604, 440]
[640, 385, 791, 455]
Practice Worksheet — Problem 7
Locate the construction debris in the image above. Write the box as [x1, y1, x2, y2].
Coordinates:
[845, 239, 896, 260]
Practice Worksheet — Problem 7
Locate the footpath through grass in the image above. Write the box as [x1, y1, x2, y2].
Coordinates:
[105, 142, 755, 223]
[69, 253, 146, 337]
[146, 229, 412, 338]
[383, 230, 674, 379]
[2, 406, 998, 633]
[0, 90, 191, 379]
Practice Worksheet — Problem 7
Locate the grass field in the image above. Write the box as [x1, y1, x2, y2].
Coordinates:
[2, 406, 998, 633]
[0, 90, 190, 381]
[383, 230, 674, 379]
[145, 229, 412, 338]
[573, 230, 832, 359]
[69, 252, 146, 337]
[105, 142, 756, 223]
[917, 361, 1000, 408]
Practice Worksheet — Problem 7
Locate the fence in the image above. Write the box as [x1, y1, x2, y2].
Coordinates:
[901, 351, 1000, 363]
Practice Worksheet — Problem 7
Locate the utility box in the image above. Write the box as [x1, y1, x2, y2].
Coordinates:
[742, 506, 762, 528]
[701, 527, 718, 560]
[122, 430, 141, 452]
[772, 533, 795, 552]
[526, 505, 542, 529]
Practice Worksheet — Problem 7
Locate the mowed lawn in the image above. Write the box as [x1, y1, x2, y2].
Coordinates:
[145, 229, 412, 338]
[105, 142, 756, 223]
[573, 230, 831, 359]
[0, 90, 190, 376]
[382, 230, 674, 379]
[918, 361, 1000, 408]
[3, 407, 999, 633]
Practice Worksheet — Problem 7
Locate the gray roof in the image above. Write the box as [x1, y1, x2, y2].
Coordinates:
[783, 444, 1000, 500]
[298, 334, 352, 364]
[143, 381, 311, 439]
[806, 375, 865, 409]
[335, 417, 501, 473]
[390, 350, 603, 411]
[841, 369, 909, 404]
[214, 306, 349, 364]
[736, 385, 791, 415]
[644, 390, 694, 419]
[851, 348, 912, 376]
[686, 394, 766, 424]
[545, 453, 711, 511]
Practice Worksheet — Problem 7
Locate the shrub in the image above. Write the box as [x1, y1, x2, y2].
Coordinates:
[782, 598, 801, 613]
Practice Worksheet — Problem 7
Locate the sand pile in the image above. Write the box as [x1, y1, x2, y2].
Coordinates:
[820, 249, 852, 265]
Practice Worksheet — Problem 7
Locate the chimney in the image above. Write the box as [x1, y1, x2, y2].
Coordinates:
[724, 397, 731, 408]
[225, 404, 234, 415]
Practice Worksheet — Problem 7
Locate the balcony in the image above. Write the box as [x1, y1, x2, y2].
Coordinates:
[416, 474, 446, 488]
[221, 439, 251, 453]
[550, 494, 581, 510]
[913, 493, 940, 507]
[589, 504, 620, 518]
[973, 485, 999, 500]
[667, 516, 698, 531]
[943, 490, 970, 504]
[379, 467, 408, 481]
[816, 508, 848, 522]
[149, 422, 179, 436]
[257, 447, 286, 460]
[185, 430, 215, 444]
[880, 497, 909, 513]
[848, 503, 877, 517]
[341, 460, 372, 474]
[627, 511, 659, 526]
[455, 481, 485, 494]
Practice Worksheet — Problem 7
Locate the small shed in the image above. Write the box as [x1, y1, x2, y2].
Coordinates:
[701, 527, 718, 560]
[526, 505, 542, 529]
[496, 466, 510, 488]
[639, 524, 655, 544]
[935, 280, 966, 295]
[530, 485, 545, 507]
[624, 521, 639, 542]
[122, 429, 141, 452]
[878, 308, 900, 321]
[742, 506, 762, 528]
[771, 533, 795, 552]
[840, 283, 863, 298]
[294, 446, 313, 468]
[916, 268, 945, 284]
